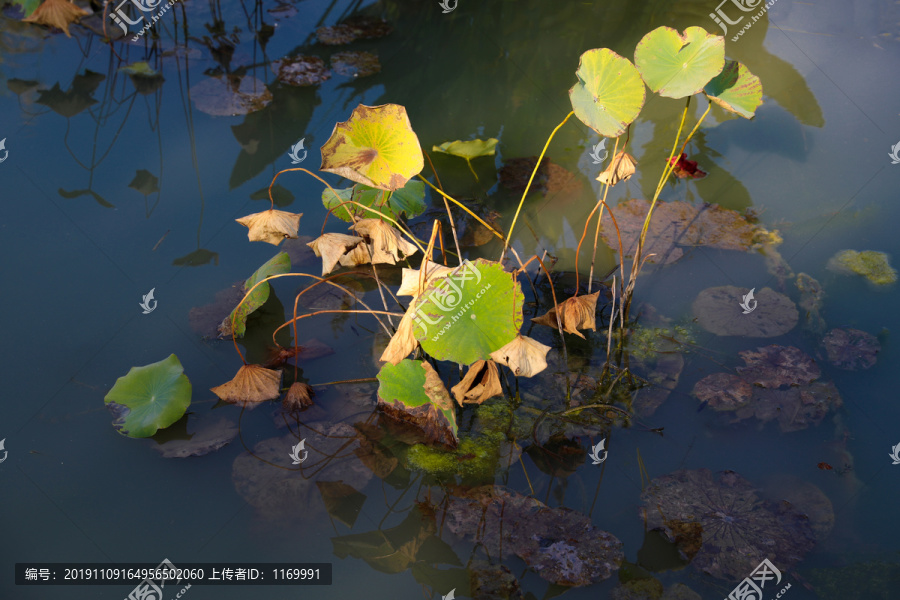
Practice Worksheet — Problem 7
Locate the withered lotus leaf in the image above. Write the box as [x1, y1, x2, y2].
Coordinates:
[532, 292, 600, 338]
[349, 219, 418, 264]
[24, 0, 89, 37]
[307, 232, 364, 275]
[236, 209, 302, 246]
[450, 360, 502, 406]
[596, 151, 638, 186]
[397, 260, 454, 298]
[820, 328, 880, 370]
[736, 345, 821, 388]
[211, 364, 282, 406]
[490, 334, 551, 377]
[376, 360, 457, 449]
[692, 373, 753, 410]
[283, 382, 315, 412]
[378, 307, 419, 365]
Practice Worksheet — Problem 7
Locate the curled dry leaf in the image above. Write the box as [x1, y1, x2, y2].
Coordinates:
[693, 373, 753, 410]
[397, 260, 454, 297]
[283, 382, 315, 412]
[596, 151, 638, 186]
[378, 307, 419, 365]
[236, 209, 302, 246]
[450, 360, 502, 406]
[490, 334, 551, 377]
[820, 328, 880, 370]
[532, 292, 600, 339]
[306, 232, 364, 275]
[23, 0, 89, 37]
[736, 345, 821, 388]
[211, 364, 283, 407]
[349, 219, 418, 264]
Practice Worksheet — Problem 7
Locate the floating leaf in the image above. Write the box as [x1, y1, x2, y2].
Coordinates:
[104, 354, 192, 438]
[220, 252, 291, 337]
[128, 169, 159, 196]
[272, 55, 331, 86]
[736, 345, 821, 388]
[414, 259, 523, 366]
[820, 328, 880, 370]
[7, 78, 40, 94]
[569, 48, 646, 138]
[191, 75, 272, 117]
[118, 62, 159, 77]
[443, 486, 623, 586]
[640, 469, 815, 581]
[23, 0, 89, 37]
[600, 199, 760, 265]
[236, 208, 302, 246]
[210, 364, 282, 407]
[532, 292, 600, 339]
[634, 26, 725, 99]
[738, 382, 842, 432]
[320, 104, 424, 191]
[376, 359, 457, 448]
[307, 233, 365, 275]
[704, 60, 762, 119]
[450, 360, 502, 406]
[490, 334, 551, 378]
[331, 51, 381, 78]
[826, 249, 897, 285]
[692, 286, 798, 337]
[153, 415, 237, 458]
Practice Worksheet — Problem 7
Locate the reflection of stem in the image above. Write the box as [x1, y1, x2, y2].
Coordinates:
[535, 255, 569, 404]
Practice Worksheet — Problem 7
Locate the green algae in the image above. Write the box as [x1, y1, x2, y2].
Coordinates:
[628, 324, 695, 361]
[827, 250, 897, 286]
[406, 431, 505, 480]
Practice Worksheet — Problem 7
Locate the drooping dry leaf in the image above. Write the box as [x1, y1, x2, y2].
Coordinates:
[211, 364, 283, 407]
[532, 292, 600, 338]
[306, 233, 364, 275]
[736, 345, 821, 388]
[490, 335, 551, 377]
[421, 361, 453, 412]
[397, 260, 454, 297]
[337, 241, 375, 268]
[283, 382, 315, 412]
[349, 219, 418, 264]
[596, 151, 638, 186]
[236, 209, 302, 246]
[450, 360, 502, 406]
[23, 0, 89, 37]
[379, 307, 419, 365]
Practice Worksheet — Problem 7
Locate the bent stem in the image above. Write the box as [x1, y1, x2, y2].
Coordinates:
[502, 111, 575, 259]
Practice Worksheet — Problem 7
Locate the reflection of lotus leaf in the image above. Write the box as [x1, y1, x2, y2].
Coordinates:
[692, 286, 798, 337]
[641, 469, 815, 581]
[443, 486, 623, 586]
[600, 200, 760, 265]
[820, 328, 880, 370]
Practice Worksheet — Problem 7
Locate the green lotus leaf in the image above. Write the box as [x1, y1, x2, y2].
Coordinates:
[569, 48, 646, 138]
[320, 103, 424, 191]
[432, 138, 498, 160]
[222, 252, 291, 337]
[634, 26, 725, 99]
[377, 359, 458, 446]
[104, 354, 192, 438]
[704, 60, 763, 119]
[413, 259, 523, 365]
[322, 179, 425, 222]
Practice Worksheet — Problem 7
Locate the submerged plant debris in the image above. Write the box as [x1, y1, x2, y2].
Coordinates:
[190, 75, 273, 116]
[692, 286, 798, 337]
[331, 51, 381, 78]
[827, 249, 897, 285]
[272, 55, 331, 86]
[820, 328, 880, 370]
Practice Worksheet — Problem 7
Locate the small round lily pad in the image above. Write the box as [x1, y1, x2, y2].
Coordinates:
[692, 286, 798, 337]
[104, 354, 192, 438]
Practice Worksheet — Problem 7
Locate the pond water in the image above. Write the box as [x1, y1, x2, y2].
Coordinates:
[1, 0, 899, 599]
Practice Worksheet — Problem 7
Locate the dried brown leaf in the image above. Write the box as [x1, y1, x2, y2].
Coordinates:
[23, 0, 89, 37]
[397, 260, 454, 297]
[379, 307, 419, 365]
[306, 232, 364, 275]
[283, 382, 315, 412]
[211, 364, 282, 407]
[349, 219, 418, 264]
[736, 345, 821, 388]
[596, 151, 638, 186]
[532, 292, 600, 338]
[490, 334, 551, 377]
[450, 360, 502, 406]
[236, 209, 302, 246]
